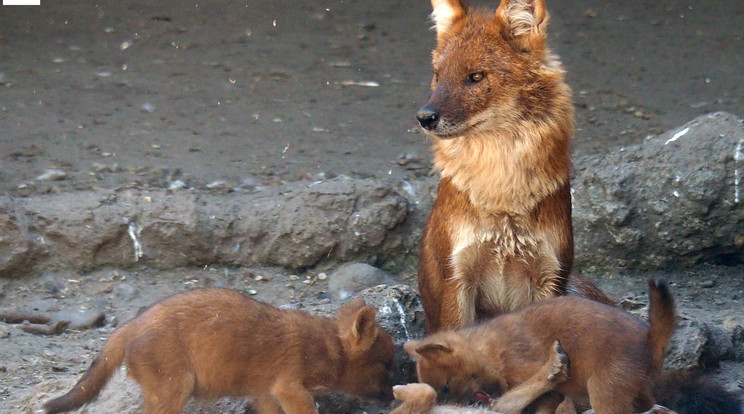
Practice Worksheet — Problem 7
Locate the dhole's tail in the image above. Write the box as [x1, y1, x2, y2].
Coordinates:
[646, 278, 676, 376]
[43, 323, 131, 413]
[647, 280, 742, 414]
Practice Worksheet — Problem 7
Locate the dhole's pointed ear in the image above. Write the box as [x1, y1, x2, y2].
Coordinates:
[350, 305, 378, 346]
[403, 340, 421, 358]
[340, 297, 366, 313]
[404, 339, 452, 359]
[430, 0, 468, 40]
[495, 0, 549, 53]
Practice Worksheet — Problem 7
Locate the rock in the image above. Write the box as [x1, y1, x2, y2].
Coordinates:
[304, 284, 425, 414]
[52, 309, 106, 331]
[113, 283, 139, 301]
[573, 112, 744, 270]
[0, 178, 412, 277]
[35, 169, 67, 181]
[665, 317, 736, 370]
[328, 263, 398, 300]
[357, 285, 426, 386]
[0, 208, 37, 278]
[699, 280, 716, 288]
[0, 323, 10, 339]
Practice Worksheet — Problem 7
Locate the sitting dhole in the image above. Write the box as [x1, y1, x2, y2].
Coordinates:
[44, 288, 396, 414]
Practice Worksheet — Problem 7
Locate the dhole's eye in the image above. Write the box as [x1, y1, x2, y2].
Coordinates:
[468, 72, 485, 83]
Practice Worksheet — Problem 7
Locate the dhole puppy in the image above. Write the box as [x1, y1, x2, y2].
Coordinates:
[44, 288, 396, 414]
[391, 340, 570, 414]
[389, 383, 678, 414]
[404, 279, 677, 414]
[416, 0, 613, 332]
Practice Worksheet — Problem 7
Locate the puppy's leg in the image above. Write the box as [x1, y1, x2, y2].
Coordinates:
[271, 379, 319, 414]
[491, 341, 569, 414]
[553, 397, 577, 414]
[253, 394, 285, 414]
[139, 370, 194, 414]
[530, 392, 566, 414]
[586, 376, 634, 414]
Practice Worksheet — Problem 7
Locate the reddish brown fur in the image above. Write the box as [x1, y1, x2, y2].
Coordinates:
[417, 0, 613, 333]
[44, 288, 395, 414]
[405, 280, 677, 414]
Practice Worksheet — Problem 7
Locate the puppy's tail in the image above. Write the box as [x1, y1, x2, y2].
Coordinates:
[43, 323, 132, 413]
[654, 370, 742, 414]
[646, 278, 676, 376]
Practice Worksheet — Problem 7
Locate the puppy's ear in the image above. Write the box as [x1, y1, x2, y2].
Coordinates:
[495, 0, 548, 53]
[430, 0, 468, 41]
[405, 340, 452, 360]
[350, 305, 378, 347]
[339, 297, 366, 315]
[415, 342, 453, 359]
[403, 340, 421, 359]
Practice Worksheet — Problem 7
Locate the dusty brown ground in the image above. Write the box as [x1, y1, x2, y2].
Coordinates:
[0, 0, 743, 412]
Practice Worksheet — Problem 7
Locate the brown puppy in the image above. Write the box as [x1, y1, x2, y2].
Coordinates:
[405, 280, 676, 414]
[392, 341, 570, 414]
[389, 383, 678, 414]
[416, 0, 613, 332]
[44, 288, 396, 414]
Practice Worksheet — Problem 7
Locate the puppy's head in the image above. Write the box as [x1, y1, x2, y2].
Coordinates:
[404, 333, 492, 402]
[417, 0, 563, 138]
[335, 298, 396, 402]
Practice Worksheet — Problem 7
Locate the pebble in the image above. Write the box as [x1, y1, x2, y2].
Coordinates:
[328, 262, 398, 300]
[36, 169, 67, 181]
[52, 309, 106, 331]
[0, 324, 10, 339]
[168, 180, 186, 190]
[699, 280, 716, 288]
[113, 283, 138, 301]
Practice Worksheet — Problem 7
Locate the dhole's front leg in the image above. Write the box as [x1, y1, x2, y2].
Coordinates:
[271, 380, 318, 414]
[253, 395, 285, 414]
[491, 341, 570, 414]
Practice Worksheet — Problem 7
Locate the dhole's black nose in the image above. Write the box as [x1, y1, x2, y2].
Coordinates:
[417, 107, 439, 130]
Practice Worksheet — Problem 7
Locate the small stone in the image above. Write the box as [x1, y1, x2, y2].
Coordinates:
[699, 280, 716, 288]
[0, 324, 10, 339]
[328, 263, 398, 300]
[36, 169, 67, 181]
[113, 283, 138, 301]
[52, 309, 106, 331]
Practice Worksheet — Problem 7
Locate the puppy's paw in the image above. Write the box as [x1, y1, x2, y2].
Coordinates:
[547, 340, 570, 383]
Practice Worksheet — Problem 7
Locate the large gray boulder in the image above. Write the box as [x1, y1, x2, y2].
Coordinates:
[573, 112, 744, 270]
[0, 178, 411, 277]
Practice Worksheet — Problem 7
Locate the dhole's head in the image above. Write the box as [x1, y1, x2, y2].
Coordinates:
[335, 298, 396, 402]
[404, 333, 498, 402]
[417, 0, 564, 138]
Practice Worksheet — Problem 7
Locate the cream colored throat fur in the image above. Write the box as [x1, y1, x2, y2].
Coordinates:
[449, 214, 561, 325]
[433, 128, 568, 215]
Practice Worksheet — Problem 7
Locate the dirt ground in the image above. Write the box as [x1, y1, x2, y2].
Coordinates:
[1, 0, 743, 412]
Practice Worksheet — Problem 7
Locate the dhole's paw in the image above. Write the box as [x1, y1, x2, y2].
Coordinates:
[547, 340, 569, 383]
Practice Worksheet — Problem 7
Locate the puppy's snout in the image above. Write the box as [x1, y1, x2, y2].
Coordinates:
[417, 106, 440, 130]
